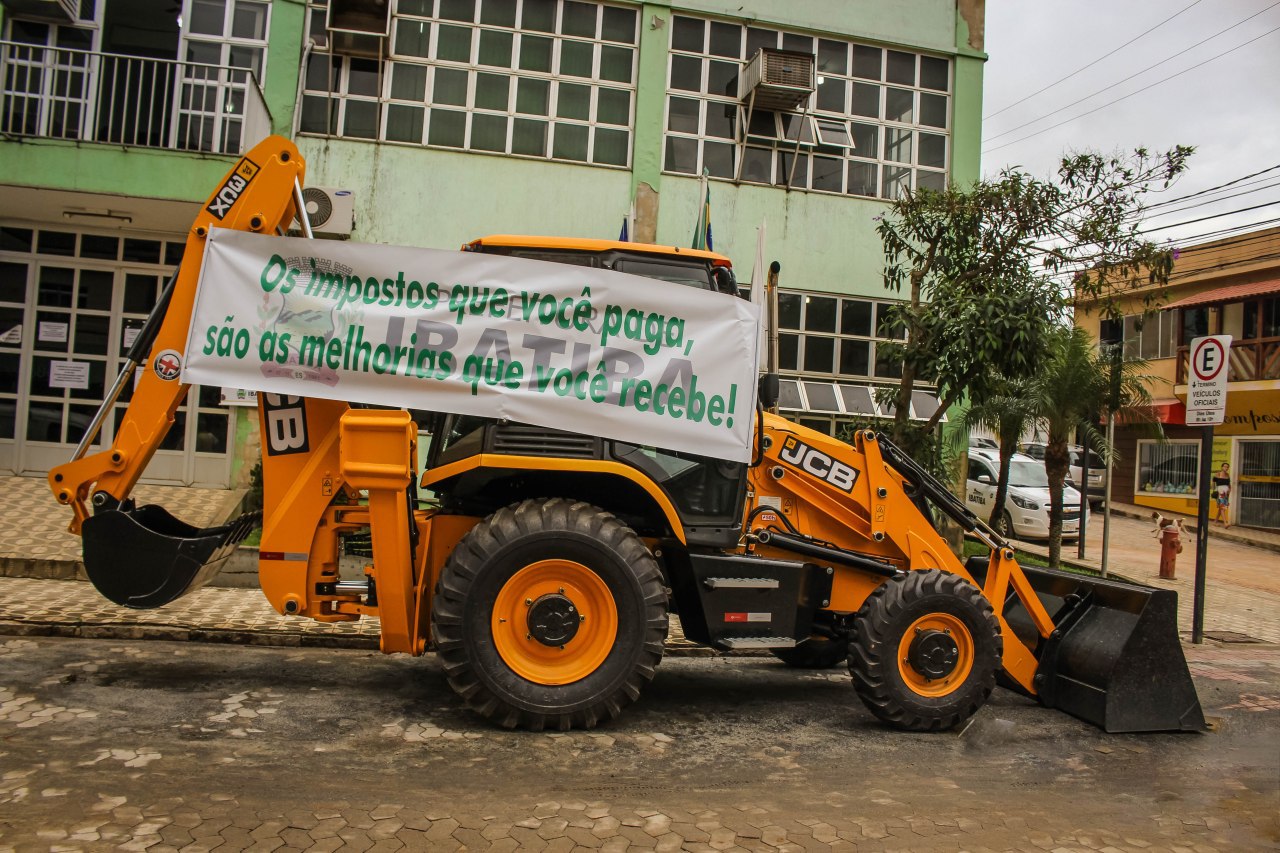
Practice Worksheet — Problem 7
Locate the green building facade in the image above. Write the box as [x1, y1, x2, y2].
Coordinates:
[0, 0, 985, 488]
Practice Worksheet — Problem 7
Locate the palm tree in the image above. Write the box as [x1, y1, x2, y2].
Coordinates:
[1028, 326, 1157, 568]
[960, 376, 1038, 531]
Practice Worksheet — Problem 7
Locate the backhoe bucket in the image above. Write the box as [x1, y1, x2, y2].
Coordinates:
[81, 502, 260, 609]
[972, 559, 1205, 733]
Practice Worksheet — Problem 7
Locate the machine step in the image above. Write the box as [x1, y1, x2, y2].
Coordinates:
[720, 636, 797, 649]
[703, 577, 781, 589]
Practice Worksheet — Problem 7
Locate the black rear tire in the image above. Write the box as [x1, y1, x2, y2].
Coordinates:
[848, 569, 1001, 732]
[771, 635, 848, 669]
[431, 498, 667, 730]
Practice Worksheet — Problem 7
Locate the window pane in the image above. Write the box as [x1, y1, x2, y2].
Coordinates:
[300, 95, 337, 133]
[428, 108, 466, 146]
[78, 269, 112, 310]
[390, 63, 427, 101]
[746, 27, 776, 59]
[471, 113, 507, 151]
[433, 67, 468, 105]
[196, 412, 228, 453]
[804, 337, 835, 372]
[385, 104, 424, 142]
[190, 0, 224, 36]
[522, 0, 555, 32]
[512, 117, 547, 156]
[74, 314, 109, 355]
[919, 132, 946, 168]
[672, 16, 704, 52]
[850, 122, 877, 158]
[886, 50, 915, 85]
[343, 100, 378, 138]
[593, 127, 628, 166]
[557, 82, 590, 119]
[778, 292, 801, 329]
[885, 128, 912, 163]
[480, 0, 516, 27]
[740, 146, 772, 183]
[38, 231, 76, 256]
[665, 136, 697, 173]
[841, 300, 872, 336]
[596, 88, 629, 125]
[851, 83, 879, 118]
[561, 1, 597, 37]
[917, 170, 945, 192]
[812, 156, 842, 192]
[232, 1, 268, 39]
[347, 58, 380, 97]
[840, 340, 870, 376]
[670, 55, 701, 92]
[516, 77, 549, 115]
[477, 29, 512, 67]
[779, 334, 798, 370]
[0, 262, 28, 303]
[0, 227, 32, 252]
[882, 166, 911, 199]
[704, 102, 734, 139]
[80, 234, 117, 260]
[601, 6, 637, 43]
[38, 267, 74, 306]
[778, 151, 808, 187]
[805, 296, 837, 332]
[886, 88, 913, 123]
[709, 21, 740, 57]
[703, 140, 734, 178]
[559, 40, 593, 77]
[306, 52, 339, 91]
[920, 55, 949, 91]
[400, 0, 433, 16]
[436, 24, 473, 62]
[474, 72, 509, 110]
[816, 77, 845, 112]
[920, 92, 947, 128]
[818, 39, 847, 74]
[852, 45, 881, 79]
[599, 45, 632, 83]
[782, 33, 812, 54]
[874, 345, 902, 378]
[519, 34, 553, 71]
[439, 0, 475, 22]
[553, 122, 588, 160]
[667, 96, 699, 133]
[708, 60, 737, 98]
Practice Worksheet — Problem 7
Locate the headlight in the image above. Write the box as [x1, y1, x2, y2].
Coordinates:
[1011, 495, 1039, 510]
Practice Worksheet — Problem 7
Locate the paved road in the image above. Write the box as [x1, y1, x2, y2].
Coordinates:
[1, 636, 1276, 852]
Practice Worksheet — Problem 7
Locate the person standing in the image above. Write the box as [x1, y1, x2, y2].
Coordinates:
[1212, 463, 1232, 528]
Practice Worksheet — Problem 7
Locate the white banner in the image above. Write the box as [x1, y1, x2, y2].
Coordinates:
[182, 229, 760, 461]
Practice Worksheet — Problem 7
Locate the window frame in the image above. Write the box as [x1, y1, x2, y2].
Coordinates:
[1135, 439, 1201, 497]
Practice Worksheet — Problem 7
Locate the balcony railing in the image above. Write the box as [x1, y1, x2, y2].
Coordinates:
[1176, 336, 1280, 383]
[0, 41, 271, 156]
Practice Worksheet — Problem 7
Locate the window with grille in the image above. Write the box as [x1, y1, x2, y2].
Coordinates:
[1122, 310, 1177, 360]
[1136, 440, 1199, 496]
[300, 0, 638, 168]
[663, 15, 950, 198]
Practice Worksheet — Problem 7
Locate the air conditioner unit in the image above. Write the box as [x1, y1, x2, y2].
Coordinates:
[739, 48, 816, 111]
[298, 187, 355, 239]
[1, 0, 78, 23]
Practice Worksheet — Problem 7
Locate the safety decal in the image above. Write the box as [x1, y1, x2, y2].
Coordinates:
[724, 613, 771, 623]
[205, 157, 260, 220]
[778, 435, 859, 492]
[153, 349, 182, 381]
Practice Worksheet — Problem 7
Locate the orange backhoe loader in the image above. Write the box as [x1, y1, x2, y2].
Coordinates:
[49, 135, 1204, 734]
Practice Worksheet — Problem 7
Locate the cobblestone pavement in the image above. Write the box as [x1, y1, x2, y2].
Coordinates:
[0, 636, 1277, 852]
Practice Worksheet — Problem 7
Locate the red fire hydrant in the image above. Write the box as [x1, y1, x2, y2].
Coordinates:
[1158, 519, 1184, 580]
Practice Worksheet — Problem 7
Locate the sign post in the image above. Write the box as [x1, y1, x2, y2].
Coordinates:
[1186, 334, 1232, 644]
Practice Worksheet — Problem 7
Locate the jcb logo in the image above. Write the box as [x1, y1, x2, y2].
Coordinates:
[779, 436, 859, 492]
[262, 394, 308, 456]
[205, 157, 259, 220]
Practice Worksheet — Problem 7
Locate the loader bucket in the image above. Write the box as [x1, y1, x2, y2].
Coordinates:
[968, 559, 1205, 733]
[81, 502, 260, 609]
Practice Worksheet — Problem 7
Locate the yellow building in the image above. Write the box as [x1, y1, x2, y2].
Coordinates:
[1075, 226, 1280, 530]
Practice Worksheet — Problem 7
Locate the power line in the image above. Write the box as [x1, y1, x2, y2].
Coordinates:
[984, 1, 1277, 144]
[1140, 199, 1280, 233]
[1143, 178, 1280, 219]
[1144, 163, 1280, 210]
[982, 0, 1204, 121]
[984, 24, 1280, 154]
[1174, 223, 1280, 249]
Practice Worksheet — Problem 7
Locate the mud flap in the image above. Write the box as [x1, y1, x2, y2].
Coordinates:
[968, 558, 1205, 733]
[81, 502, 260, 609]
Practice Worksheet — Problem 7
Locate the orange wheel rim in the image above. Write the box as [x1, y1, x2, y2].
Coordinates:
[492, 559, 617, 685]
[896, 613, 974, 697]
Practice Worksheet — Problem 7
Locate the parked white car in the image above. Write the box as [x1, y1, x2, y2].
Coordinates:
[966, 448, 1086, 541]
[1020, 441, 1106, 507]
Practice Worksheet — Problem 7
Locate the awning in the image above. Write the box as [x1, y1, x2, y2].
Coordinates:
[1165, 279, 1280, 309]
[1148, 398, 1186, 425]
[777, 379, 946, 422]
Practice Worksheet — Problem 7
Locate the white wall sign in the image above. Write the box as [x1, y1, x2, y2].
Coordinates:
[49, 360, 90, 390]
[183, 229, 761, 461]
[1186, 335, 1232, 426]
[123, 326, 141, 349]
[221, 388, 258, 407]
[0, 326, 20, 344]
[39, 321, 69, 343]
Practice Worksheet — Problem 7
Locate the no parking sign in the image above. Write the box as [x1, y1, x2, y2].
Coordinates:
[1186, 335, 1232, 425]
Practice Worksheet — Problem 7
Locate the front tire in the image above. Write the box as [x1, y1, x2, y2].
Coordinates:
[848, 570, 1001, 732]
[432, 498, 667, 730]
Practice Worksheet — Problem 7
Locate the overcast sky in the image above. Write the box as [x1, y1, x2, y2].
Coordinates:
[982, 0, 1280, 247]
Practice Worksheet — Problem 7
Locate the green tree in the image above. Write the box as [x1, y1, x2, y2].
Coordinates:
[1028, 326, 1156, 568]
[959, 376, 1038, 529]
[876, 147, 1192, 459]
